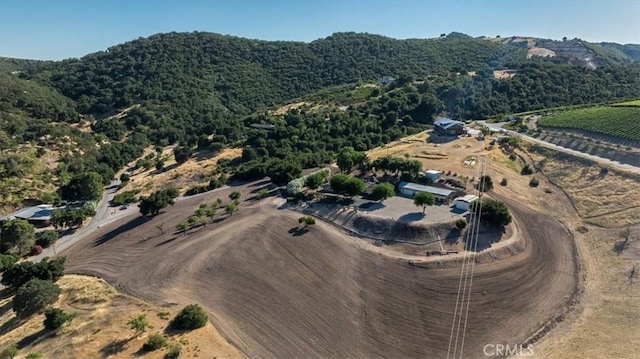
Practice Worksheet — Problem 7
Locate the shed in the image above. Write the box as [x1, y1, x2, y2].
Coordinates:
[424, 170, 442, 181]
[433, 118, 465, 136]
[398, 182, 455, 201]
[453, 194, 479, 211]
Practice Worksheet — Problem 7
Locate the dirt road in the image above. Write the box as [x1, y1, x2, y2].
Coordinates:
[63, 185, 578, 358]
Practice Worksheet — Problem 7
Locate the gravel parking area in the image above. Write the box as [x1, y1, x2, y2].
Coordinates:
[354, 196, 465, 223]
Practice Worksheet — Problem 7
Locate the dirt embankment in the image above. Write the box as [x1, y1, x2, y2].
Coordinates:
[61, 185, 578, 359]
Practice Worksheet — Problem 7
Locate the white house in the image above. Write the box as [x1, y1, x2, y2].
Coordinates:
[453, 194, 479, 211]
[398, 182, 455, 201]
[424, 170, 442, 181]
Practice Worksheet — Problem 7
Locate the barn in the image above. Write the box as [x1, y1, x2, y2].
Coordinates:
[398, 182, 455, 202]
[453, 194, 479, 211]
[433, 118, 465, 136]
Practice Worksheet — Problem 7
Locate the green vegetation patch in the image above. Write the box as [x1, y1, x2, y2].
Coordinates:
[612, 99, 640, 107]
[538, 106, 640, 142]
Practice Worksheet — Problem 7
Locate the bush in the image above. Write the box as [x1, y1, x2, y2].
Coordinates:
[13, 279, 61, 319]
[0, 344, 18, 359]
[455, 219, 467, 230]
[370, 182, 395, 201]
[521, 164, 534, 175]
[25, 354, 41, 359]
[529, 177, 540, 187]
[111, 191, 138, 206]
[35, 230, 58, 248]
[172, 304, 208, 330]
[30, 245, 43, 256]
[0, 254, 18, 273]
[120, 173, 130, 182]
[165, 345, 181, 359]
[143, 333, 167, 351]
[500, 178, 508, 186]
[1, 256, 66, 288]
[470, 199, 512, 227]
[44, 307, 75, 330]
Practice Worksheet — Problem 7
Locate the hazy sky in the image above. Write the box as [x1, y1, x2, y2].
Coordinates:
[1, 0, 639, 60]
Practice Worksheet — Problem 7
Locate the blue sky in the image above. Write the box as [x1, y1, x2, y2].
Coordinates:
[1, 0, 639, 60]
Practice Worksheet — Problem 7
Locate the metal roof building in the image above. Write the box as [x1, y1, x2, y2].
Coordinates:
[398, 181, 456, 200]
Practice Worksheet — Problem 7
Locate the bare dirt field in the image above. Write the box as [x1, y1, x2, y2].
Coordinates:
[0, 275, 240, 359]
[62, 182, 578, 358]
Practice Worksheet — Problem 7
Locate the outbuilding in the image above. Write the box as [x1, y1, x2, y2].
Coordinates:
[433, 118, 465, 136]
[0, 204, 55, 227]
[398, 181, 455, 202]
[424, 170, 442, 182]
[453, 194, 479, 211]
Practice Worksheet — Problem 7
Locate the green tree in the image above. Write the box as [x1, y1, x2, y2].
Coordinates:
[225, 203, 237, 215]
[370, 182, 395, 201]
[127, 314, 150, 336]
[0, 254, 18, 273]
[304, 173, 325, 191]
[205, 208, 217, 223]
[500, 177, 508, 186]
[44, 307, 75, 330]
[298, 216, 316, 228]
[343, 177, 366, 197]
[529, 177, 540, 187]
[413, 192, 435, 213]
[477, 175, 493, 192]
[1, 256, 66, 288]
[268, 158, 302, 186]
[13, 279, 61, 319]
[143, 333, 167, 351]
[61, 171, 104, 201]
[176, 222, 189, 234]
[330, 174, 350, 193]
[229, 191, 241, 201]
[173, 146, 193, 164]
[336, 147, 365, 173]
[455, 218, 467, 230]
[139, 187, 179, 216]
[171, 304, 208, 330]
[0, 218, 35, 255]
[470, 199, 512, 227]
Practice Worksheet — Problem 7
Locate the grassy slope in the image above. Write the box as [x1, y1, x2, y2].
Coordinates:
[538, 106, 640, 142]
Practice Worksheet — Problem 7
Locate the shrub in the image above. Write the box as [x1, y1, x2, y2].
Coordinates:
[44, 307, 75, 330]
[30, 245, 43, 256]
[120, 173, 130, 182]
[455, 219, 467, 230]
[0, 344, 18, 359]
[165, 345, 181, 359]
[112, 191, 138, 206]
[1, 256, 66, 288]
[172, 304, 208, 330]
[500, 178, 508, 186]
[143, 333, 167, 351]
[521, 164, 534, 175]
[128, 314, 150, 335]
[529, 177, 540, 187]
[25, 353, 41, 359]
[13, 279, 61, 319]
[477, 175, 493, 192]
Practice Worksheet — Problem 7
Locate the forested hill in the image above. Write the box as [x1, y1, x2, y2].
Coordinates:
[45, 32, 519, 115]
[1, 31, 640, 208]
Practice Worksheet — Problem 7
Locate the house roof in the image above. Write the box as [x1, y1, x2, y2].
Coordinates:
[0, 204, 55, 222]
[399, 182, 455, 197]
[425, 170, 441, 175]
[455, 194, 479, 203]
[434, 118, 464, 129]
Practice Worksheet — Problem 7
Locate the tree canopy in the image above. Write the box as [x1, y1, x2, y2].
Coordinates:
[138, 187, 180, 216]
[370, 182, 395, 201]
[13, 279, 61, 319]
[0, 218, 35, 254]
[471, 199, 512, 227]
[413, 192, 435, 212]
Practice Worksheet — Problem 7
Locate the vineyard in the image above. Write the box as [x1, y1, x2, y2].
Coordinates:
[538, 106, 640, 142]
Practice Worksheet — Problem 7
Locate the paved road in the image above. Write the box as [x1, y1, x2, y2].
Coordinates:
[478, 121, 640, 174]
[31, 182, 232, 263]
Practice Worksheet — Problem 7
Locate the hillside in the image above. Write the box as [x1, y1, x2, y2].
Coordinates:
[1, 31, 640, 208]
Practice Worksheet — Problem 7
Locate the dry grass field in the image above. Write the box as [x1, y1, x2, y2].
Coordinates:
[0, 275, 240, 359]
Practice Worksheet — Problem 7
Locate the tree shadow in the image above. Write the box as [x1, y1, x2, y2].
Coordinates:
[92, 216, 148, 247]
[613, 240, 629, 255]
[100, 338, 132, 358]
[288, 227, 309, 236]
[156, 236, 179, 247]
[443, 228, 463, 245]
[358, 201, 386, 212]
[0, 317, 23, 337]
[465, 225, 506, 252]
[17, 328, 54, 348]
[398, 212, 426, 223]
